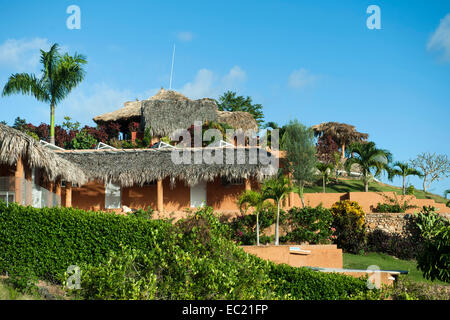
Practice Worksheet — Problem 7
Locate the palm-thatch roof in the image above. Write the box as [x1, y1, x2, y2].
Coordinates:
[55, 147, 277, 187]
[217, 111, 258, 132]
[93, 100, 142, 124]
[141, 91, 218, 137]
[0, 124, 87, 185]
[93, 88, 259, 135]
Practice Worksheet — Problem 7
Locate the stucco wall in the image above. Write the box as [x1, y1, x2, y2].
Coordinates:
[241, 244, 343, 269]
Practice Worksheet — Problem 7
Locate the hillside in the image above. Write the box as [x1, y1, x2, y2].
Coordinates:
[304, 178, 449, 205]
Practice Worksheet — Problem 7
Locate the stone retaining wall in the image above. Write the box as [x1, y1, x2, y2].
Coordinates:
[365, 212, 450, 234]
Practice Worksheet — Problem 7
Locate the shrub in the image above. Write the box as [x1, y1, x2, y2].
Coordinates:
[387, 277, 450, 300]
[69, 246, 158, 300]
[280, 205, 334, 244]
[374, 193, 417, 213]
[0, 202, 172, 282]
[365, 229, 422, 260]
[268, 263, 369, 300]
[0, 203, 371, 300]
[67, 129, 98, 149]
[330, 200, 366, 254]
[227, 207, 280, 245]
[415, 212, 450, 282]
[406, 185, 415, 195]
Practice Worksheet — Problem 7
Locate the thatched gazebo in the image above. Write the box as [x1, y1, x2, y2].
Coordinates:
[311, 122, 368, 159]
[92, 88, 259, 143]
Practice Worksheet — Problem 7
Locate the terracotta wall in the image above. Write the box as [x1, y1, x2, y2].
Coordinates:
[287, 191, 449, 214]
[72, 180, 105, 211]
[241, 244, 343, 269]
[207, 177, 245, 211]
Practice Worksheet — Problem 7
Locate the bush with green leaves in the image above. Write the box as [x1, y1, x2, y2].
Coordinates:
[227, 207, 281, 245]
[280, 205, 334, 244]
[330, 200, 367, 254]
[67, 129, 98, 149]
[415, 212, 450, 282]
[0, 202, 373, 300]
[268, 263, 370, 300]
[0, 201, 173, 282]
[68, 246, 158, 300]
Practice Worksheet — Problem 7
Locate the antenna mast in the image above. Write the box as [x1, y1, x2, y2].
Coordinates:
[169, 44, 176, 90]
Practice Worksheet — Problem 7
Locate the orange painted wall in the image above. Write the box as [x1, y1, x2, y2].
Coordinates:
[207, 177, 258, 211]
[241, 244, 343, 269]
[72, 180, 105, 211]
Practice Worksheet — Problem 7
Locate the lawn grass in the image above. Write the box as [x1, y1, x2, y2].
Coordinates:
[304, 179, 449, 205]
[343, 252, 448, 285]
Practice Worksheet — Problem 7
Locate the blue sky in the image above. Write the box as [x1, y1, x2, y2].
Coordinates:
[0, 0, 449, 196]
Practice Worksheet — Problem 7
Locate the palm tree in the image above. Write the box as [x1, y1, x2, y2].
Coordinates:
[345, 141, 392, 192]
[2, 43, 87, 145]
[317, 162, 334, 193]
[238, 190, 270, 246]
[388, 161, 423, 195]
[262, 174, 293, 245]
[312, 122, 368, 160]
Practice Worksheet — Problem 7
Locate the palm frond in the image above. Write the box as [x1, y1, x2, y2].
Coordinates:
[2, 73, 49, 102]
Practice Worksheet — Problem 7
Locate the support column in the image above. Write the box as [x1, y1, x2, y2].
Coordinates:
[245, 178, 251, 191]
[65, 182, 72, 207]
[157, 179, 164, 212]
[24, 165, 32, 206]
[55, 179, 61, 207]
[47, 181, 54, 207]
[14, 157, 24, 205]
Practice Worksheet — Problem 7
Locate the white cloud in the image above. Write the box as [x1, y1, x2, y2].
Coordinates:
[222, 66, 247, 88]
[180, 69, 216, 99]
[287, 68, 318, 89]
[177, 31, 194, 42]
[427, 13, 450, 61]
[179, 66, 247, 99]
[58, 83, 154, 125]
[0, 38, 52, 71]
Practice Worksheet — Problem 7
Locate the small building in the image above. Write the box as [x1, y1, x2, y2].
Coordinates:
[1, 90, 278, 217]
[0, 123, 87, 208]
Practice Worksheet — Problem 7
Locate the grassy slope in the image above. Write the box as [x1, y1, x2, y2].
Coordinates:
[304, 179, 449, 205]
[343, 252, 448, 285]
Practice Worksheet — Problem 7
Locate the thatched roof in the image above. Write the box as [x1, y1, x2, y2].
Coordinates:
[93, 88, 259, 135]
[56, 147, 277, 187]
[93, 100, 141, 124]
[141, 96, 219, 137]
[0, 124, 87, 185]
[311, 122, 368, 145]
[217, 111, 258, 132]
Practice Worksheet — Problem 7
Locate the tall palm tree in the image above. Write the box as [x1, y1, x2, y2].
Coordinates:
[312, 122, 368, 160]
[388, 161, 423, 195]
[2, 43, 87, 145]
[238, 190, 270, 246]
[262, 174, 293, 245]
[345, 141, 392, 192]
[317, 162, 334, 193]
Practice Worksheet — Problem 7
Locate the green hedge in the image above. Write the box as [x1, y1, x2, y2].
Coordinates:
[0, 202, 172, 281]
[0, 202, 372, 299]
[268, 263, 368, 300]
